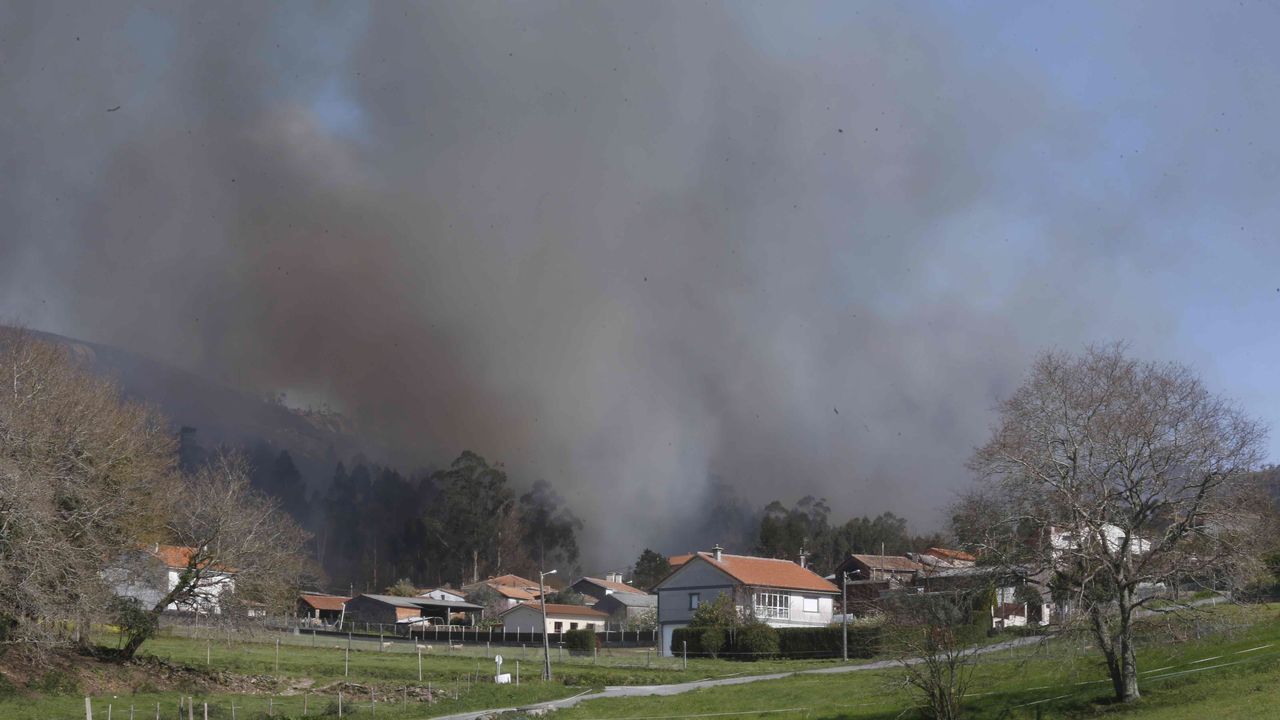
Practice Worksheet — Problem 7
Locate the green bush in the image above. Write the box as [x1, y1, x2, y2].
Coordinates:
[735, 624, 779, 660]
[700, 627, 726, 658]
[777, 626, 880, 659]
[563, 628, 595, 652]
[675, 624, 880, 660]
[671, 627, 703, 655]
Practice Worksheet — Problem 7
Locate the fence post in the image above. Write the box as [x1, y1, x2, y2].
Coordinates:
[346, 633, 351, 676]
[202, 703, 207, 720]
[682, 641, 687, 670]
[380, 630, 384, 651]
[303, 692, 308, 716]
[418, 645, 423, 681]
[84, 697, 92, 720]
[516, 660, 520, 685]
[275, 638, 281, 672]
[338, 692, 343, 718]
[188, 697, 194, 720]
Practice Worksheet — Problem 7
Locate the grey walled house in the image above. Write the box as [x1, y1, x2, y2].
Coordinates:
[652, 545, 838, 655]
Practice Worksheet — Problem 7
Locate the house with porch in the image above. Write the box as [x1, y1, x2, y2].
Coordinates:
[343, 593, 483, 627]
[297, 592, 350, 626]
[652, 545, 838, 656]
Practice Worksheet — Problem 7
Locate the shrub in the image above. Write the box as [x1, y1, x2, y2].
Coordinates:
[735, 623, 779, 660]
[776, 626, 881, 659]
[670, 627, 703, 655]
[564, 628, 595, 652]
[700, 627, 726, 658]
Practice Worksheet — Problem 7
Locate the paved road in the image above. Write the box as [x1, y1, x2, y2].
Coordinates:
[428, 635, 1047, 720]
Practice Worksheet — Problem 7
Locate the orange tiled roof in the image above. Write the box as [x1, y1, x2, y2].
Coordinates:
[694, 552, 838, 593]
[580, 576, 646, 595]
[147, 544, 234, 573]
[485, 574, 538, 588]
[925, 547, 976, 562]
[299, 593, 350, 611]
[506, 602, 609, 618]
[668, 553, 694, 568]
[493, 585, 540, 601]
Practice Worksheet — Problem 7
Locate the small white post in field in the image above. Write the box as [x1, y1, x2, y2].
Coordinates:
[84, 697, 93, 720]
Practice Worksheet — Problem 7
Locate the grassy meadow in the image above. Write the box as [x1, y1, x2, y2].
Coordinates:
[2, 605, 1277, 719]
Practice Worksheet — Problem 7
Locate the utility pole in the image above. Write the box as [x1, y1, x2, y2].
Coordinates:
[540, 568, 557, 680]
[841, 571, 849, 662]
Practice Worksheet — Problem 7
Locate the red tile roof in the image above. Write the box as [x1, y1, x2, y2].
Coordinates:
[506, 602, 609, 618]
[691, 552, 838, 593]
[668, 554, 694, 568]
[924, 547, 976, 562]
[579, 576, 646, 595]
[148, 544, 234, 573]
[492, 585, 539, 601]
[299, 593, 350, 611]
[485, 574, 538, 588]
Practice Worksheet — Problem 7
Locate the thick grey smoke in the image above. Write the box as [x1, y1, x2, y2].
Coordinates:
[4, 2, 1280, 565]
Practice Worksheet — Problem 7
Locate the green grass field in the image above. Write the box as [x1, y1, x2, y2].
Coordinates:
[554, 605, 1280, 720]
[2, 606, 1277, 719]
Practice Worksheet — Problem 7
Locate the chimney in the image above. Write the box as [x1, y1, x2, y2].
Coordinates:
[606, 571, 623, 584]
[712, 543, 724, 562]
[798, 546, 808, 570]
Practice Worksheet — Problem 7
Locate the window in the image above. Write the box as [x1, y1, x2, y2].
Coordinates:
[554, 621, 563, 632]
[753, 592, 789, 620]
[689, 593, 700, 610]
[570, 622, 579, 630]
[802, 597, 818, 613]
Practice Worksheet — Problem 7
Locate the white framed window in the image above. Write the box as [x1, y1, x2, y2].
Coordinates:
[802, 597, 818, 613]
[554, 621, 563, 632]
[753, 591, 789, 620]
[689, 593, 700, 610]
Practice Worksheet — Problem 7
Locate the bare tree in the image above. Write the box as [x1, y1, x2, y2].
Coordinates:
[0, 328, 175, 655]
[886, 591, 980, 720]
[118, 452, 312, 659]
[962, 344, 1268, 703]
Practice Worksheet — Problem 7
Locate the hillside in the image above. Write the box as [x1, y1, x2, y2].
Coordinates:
[15, 326, 370, 484]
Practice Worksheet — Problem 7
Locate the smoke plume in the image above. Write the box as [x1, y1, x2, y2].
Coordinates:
[4, 2, 1280, 565]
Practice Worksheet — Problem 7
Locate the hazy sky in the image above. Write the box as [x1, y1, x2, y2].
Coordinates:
[3, 1, 1279, 563]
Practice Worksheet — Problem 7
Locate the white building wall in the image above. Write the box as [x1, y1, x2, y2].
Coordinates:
[499, 606, 604, 634]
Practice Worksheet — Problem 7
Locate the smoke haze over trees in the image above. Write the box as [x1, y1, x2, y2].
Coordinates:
[5, 2, 1280, 565]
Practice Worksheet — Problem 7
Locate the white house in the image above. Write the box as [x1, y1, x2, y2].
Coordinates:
[652, 545, 839, 656]
[418, 587, 468, 603]
[109, 544, 235, 615]
[1049, 523, 1153, 560]
[498, 602, 609, 634]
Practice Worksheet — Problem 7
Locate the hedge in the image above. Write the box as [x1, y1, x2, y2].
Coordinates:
[563, 628, 596, 652]
[672, 624, 881, 660]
